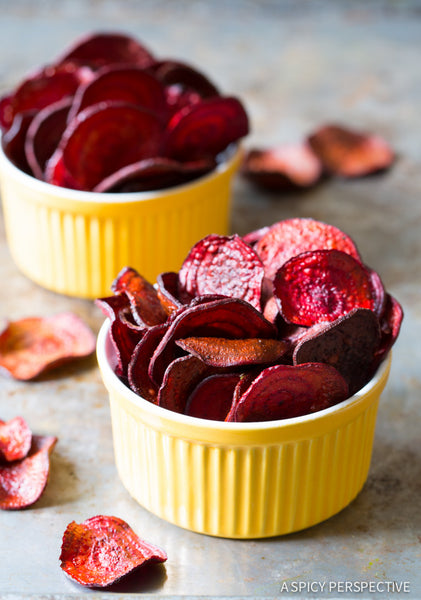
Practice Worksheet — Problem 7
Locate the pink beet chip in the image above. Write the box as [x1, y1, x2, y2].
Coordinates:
[0, 416, 32, 463]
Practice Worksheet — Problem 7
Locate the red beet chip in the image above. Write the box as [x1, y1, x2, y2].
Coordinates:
[227, 363, 349, 422]
[56, 31, 156, 70]
[157, 355, 212, 414]
[374, 293, 404, 367]
[273, 249, 379, 327]
[1, 110, 36, 173]
[128, 323, 168, 402]
[59, 515, 167, 588]
[255, 217, 361, 280]
[156, 272, 184, 315]
[0, 435, 57, 510]
[24, 98, 73, 180]
[5, 63, 91, 130]
[92, 156, 214, 193]
[308, 123, 395, 177]
[163, 96, 249, 161]
[242, 225, 271, 247]
[241, 143, 322, 191]
[0, 312, 96, 381]
[178, 233, 265, 310]
[68, 65, 168, 123]
[45, 102, 164, 191]
[176, 336, 288, 368]
[152, 60, 220, 99]
[0, 93, 13, 132]
[293, 308, 381, 395]
[149, 298, 276, 387]
[0, 416, 32, 463]
[224, 371, 260, 421]
[185, 373, 242, 421]
[112, 267, 168, 328]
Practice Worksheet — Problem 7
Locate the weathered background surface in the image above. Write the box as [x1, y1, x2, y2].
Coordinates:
[0, 1, 420, 598]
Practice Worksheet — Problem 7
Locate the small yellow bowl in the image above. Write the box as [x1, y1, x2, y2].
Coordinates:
[97, 319, 391, 539]
[0, 143, 241, 299]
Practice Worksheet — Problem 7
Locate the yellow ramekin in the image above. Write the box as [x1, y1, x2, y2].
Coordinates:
[0, 143, 241, 299]
[96, 319, 392, 539]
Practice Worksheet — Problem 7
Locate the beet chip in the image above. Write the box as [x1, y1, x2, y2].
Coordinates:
[112, 266, 168, 328]
[152, 60, 220, 99]
[176, 337, 288, 368]
[25, 98, 72, 180]
[163, 96, 249, 161]
[241, 143, 322, 191]
[255, 218, 361, 280]
[0, 313, 96, 381]
[185, 373, 242, 421]
[156, 272, 183, 315]
[59, 515, 167, 588]
[158, 355, 212, 414]
[308, 123, 394, 177]
[45, 102, 164, 191]
[149, 298, 276, 386]
[228, 363, 349, 422]
[293, 308, 381, 394]
[0, 416, 32, 463]
[178, 233, 265, 310]
[273, 249, 379, 327]
[0, 435, 57, 510]
[374, 293, 404, 367]
[128, 323, 168, 402]
[1, 110, 36, 174]
[56, 31, 156, 70]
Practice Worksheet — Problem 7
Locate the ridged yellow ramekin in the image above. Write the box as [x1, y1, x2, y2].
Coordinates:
[0, 144, 241, 299]
[97, 320, 391, 539]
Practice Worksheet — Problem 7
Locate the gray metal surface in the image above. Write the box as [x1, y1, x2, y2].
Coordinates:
[0, 1, 420, 598]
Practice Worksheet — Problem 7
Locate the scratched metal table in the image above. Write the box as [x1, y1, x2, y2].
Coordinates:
[0, 1, 420, 598]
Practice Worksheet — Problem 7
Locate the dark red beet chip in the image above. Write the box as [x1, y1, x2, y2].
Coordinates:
[59, 515, 167, 588]
[0, 93, 13, 132]
[0, 435, 57, 510]
[56, 32, 156, 70]
[157, 355, 212, 414]
[227, 363, 349, 422]
[45, 102, 164, 191]
[0, 313, 96, 381]
[25, 98, 73, 180]
[374, 293, 404, 367]
[1, 110, 36, 173]
[0, 416, 32, 463]
[308, 123, 395, 177]
[176, 336, 288, 368]
[185, 373, 241, 421]
[156, 272, 184, 315]
[152, 60, 220, 98]
[178, 233, 265, 310]
[67, 65, 168, 123]
[241, 143, 322, 191]
[163, 96, 249, 161]
[149, 298, 276, 387]
[224, 371, 261, 421]
[273, 249, 378, 327]
[255, 217, 361, 280]
[293, 308, 381, 394]
[128, 324, 168, 402]
[92, 156, 214, 193]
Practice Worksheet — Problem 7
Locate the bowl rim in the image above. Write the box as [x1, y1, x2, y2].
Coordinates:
[96, 317, 391, 436]
[0, 138, 241, 204]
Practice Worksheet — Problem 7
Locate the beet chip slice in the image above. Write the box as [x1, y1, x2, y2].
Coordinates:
[241, 143, 322, 191]
[293, 308, 381, 395]
[68, 65, 168, 123]
[59, 515, 167, 588]
[45, 102, 164, 191]
[374, 293, 404, 368]
[56, 31, 156, 70]
[156, 272, 184, 315]
[158, 355, 213, 414]
[128, 323, 168, 402]
[308, 123, 394, 177]
[185, 373, 242, 421]
[163, 96, 249, 161]
[0, 313, 96, 381]
[149, 298, 276, 386]
[273, 249, 378, 327]
[152, 60, 220, 99]
[25, 98, 72, 180]
[112, 266, 168, 328]
[255, 217, 361, 280]
[228, 363, 349, 422]
[178, 233, 265, 310]
[176, 337, 288, 368]
[1, 110, 36, 174]
[0, 435, 57, 510]
[0, 416, 32, 463]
